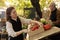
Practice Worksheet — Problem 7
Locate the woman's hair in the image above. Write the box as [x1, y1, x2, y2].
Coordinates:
[6, 7, 15, 21]
[49, 2, 56, 8]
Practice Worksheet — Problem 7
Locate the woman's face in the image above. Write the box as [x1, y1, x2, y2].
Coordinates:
[10, 9, 17, 19]
[49, 4, 55, 11]
[49, 4, 54, 10]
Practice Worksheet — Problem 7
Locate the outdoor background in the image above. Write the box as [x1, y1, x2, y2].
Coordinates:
[0, 0, 60, 17]
[0, 0, 60, 29]
[0, 0, 60, 40]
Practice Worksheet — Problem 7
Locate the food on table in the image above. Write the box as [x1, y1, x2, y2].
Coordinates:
[40, 18, 47, 25]
[43, 24, 51, 30]
[30, 23, 40, 31]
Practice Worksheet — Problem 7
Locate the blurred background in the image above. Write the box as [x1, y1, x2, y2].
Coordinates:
[0, 0, 60, 40]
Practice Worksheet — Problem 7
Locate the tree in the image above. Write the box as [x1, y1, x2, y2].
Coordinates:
[5, 0, 52, 17]
[30, 0, 42, 18]
[6, 0, 32, 15]
[0, 0, 5, 6]
[40, 0, 52, 10]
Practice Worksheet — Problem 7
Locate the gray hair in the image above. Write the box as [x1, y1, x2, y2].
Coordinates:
[49, 2, 56, 8]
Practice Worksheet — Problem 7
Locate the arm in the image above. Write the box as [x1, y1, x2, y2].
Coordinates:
[19, 17, 31, 24]
[53, 15, 60, 25]
[49, 12, 57, 21]
[19, 17, 42, 25]
[6, 22, 27, 37]
[30, 20, 43, 25]
[53, 10, 60, 25]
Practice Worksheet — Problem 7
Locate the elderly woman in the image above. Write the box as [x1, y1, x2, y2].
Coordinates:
[49, 2, 60, 40]
[49, 2, 60, 27]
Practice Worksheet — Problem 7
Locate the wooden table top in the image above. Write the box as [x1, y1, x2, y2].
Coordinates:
[0, 31, 8, 34]
[29, 27, 60, 40]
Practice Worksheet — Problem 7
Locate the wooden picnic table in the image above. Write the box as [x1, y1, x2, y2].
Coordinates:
[29, 27, 60, 40]
[0, 31, 8, 40]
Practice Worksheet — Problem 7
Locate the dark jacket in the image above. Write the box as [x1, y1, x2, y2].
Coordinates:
[50, 8, 60, 27]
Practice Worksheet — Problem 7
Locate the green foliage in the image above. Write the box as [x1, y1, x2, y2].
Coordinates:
[0, 0, 5, 6]
[7, 0, 32, 9]
[6, 0, 52, 12]
[6, 0, 33, 16]
[40, 0, 52, 10]
[5, 0, 52, 19]
[22, 24, 28, 29]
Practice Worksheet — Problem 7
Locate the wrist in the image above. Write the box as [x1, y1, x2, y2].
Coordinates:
[19, 30, 23, 34]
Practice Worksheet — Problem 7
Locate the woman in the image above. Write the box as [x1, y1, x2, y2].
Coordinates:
[6, 7, 42, 40]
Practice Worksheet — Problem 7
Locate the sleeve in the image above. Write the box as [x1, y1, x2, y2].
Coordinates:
[50, 13, 57, 21]
[6, 22, 17, 37]
[19, 17, 31, 24]
[53, 10, 60, 25]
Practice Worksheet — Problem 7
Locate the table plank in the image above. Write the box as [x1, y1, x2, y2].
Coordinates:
[29, 27, 60, 40]
[0, 32, 8, 34]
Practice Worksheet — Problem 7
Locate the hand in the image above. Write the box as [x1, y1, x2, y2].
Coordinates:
[22, 29, 28, 33]
[35, 21, 43, 26]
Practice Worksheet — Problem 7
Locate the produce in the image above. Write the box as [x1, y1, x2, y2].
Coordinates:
[30, 23, 39, 31]
[43, 24, 51, 30]
[40, 18, 47, 25]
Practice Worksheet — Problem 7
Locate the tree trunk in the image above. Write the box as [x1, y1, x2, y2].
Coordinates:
[30, 0, 42, 18]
